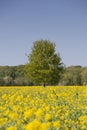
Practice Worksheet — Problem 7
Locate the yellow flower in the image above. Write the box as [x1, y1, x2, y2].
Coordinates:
[45, 114, 51, 121]
[60, 115, 64, 120]
[9, 113, 18, 120]
[5, 110, 10, 116]
[40, 123, 49, 130]
[79, 115, 87, 124]
[25, 122, 34, 130]
[53, 121, 60, 128]
[64, 119, 68, 124]
[2, 94, 7, 99]
[25, 119, 41, 130]
[33, 119, 41, 129]
[24, 109, 33, 119]
[81, 125, 86, 130]
[35, 109, 43, 118]
[45, 106, 50, 111]
[6, 126, 17, 130]
[0, 118, 5, 125]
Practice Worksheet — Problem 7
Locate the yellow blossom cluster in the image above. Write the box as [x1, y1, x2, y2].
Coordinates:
[0, 86, 87, 130]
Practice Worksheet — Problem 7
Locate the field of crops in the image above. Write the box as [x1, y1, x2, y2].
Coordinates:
[0, 86, 87, 130]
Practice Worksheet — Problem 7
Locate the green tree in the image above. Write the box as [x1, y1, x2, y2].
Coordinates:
[0, 78, 5, 86]
[81, 67, 87, 85]
[59, 66, 82, 85]
[25, 40, 64, 87]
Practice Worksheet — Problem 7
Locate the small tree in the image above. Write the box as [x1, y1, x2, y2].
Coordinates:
[25, 40, 64, 87]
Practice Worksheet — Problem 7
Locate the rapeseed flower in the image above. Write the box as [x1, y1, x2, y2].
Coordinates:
[1, 86, 87, 129]
[25, 119, 41, 130]
[53, 121, 60, 128]
[0, 118, 5, 125]
[6, 126, 17, 130]
[40, 123, 50, 130]
[45, 113, 51, 121]
[24, 109, 33, 119]
[35, 109, 43, 118]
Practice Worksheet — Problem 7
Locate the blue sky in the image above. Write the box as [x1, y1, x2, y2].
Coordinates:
[0, 0, 87, 66]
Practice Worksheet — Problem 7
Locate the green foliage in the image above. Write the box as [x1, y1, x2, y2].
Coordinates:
[59, 66, 83, 86]
[1, 64, 87, 86]
[0, 65, 31, 86]
[25, 40, 64, 86]
[81, 67, 87, 85]
[0, 78, 5, 86]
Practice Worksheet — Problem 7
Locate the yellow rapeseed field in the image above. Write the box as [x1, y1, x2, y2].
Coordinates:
[0, 86, 87, 130]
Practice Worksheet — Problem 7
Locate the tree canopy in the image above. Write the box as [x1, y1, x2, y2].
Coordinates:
[25, 40, 64, 86]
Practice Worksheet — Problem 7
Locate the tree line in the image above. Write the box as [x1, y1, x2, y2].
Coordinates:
[0, 65, 87, 86]
[0, 65, 33, 86]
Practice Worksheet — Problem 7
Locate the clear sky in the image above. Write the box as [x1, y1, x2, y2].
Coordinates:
[0, 0, 87, 67]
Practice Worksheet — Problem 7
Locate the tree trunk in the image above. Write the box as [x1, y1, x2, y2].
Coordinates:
[43, 83, 46, 87]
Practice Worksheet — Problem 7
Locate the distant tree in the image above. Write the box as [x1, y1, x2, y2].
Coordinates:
[81, 67, 87, 85]
[59, 66, 82, 85]
[14, 77, 32, 86]
[0, 65, 30, 86]
[25, 40, 64, 87]
[3, 76, 13, 86]
[0, 78, 5, 86]
[16, 65, 25, 77]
